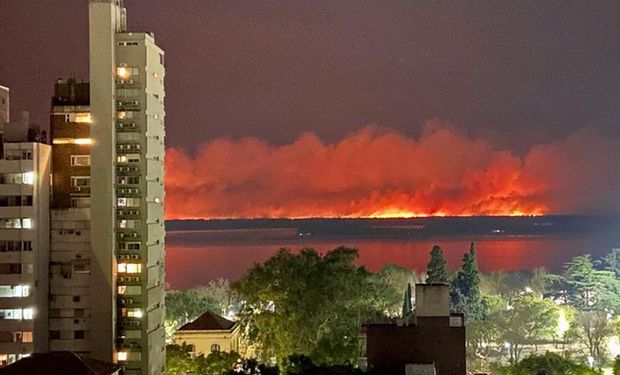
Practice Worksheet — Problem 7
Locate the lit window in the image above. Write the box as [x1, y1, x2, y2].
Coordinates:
[22, 172, 34, 185]
[0, 285, 29, 298]
[116, 66, 130, 79]
[70, 155, 90, 166]
[116, 66, 139, 79]
[23, 308, 33, 320]
[21, 219, 32, 229]
[117, 154, 139, 163]
[122, 308, 143, 318]
[21, 332, 32, 343]
[117, 351, 128, 361]
[53, 138, 93, 145]
[117, 285, 141, 295]
[5, 309, 21, 319]
[117, 263, 141, 274]
[14, 285, 29, 297]
[117, 198, 140, 207]
[71, 113, 92, 123]
[0, 219, 22, 229]
[117, 111, 134, 120]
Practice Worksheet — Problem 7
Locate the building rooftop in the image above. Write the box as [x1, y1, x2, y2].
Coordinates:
[0, 352, 120, 375]
[52, 79, 90, 106]
[178, 311, 236, 331]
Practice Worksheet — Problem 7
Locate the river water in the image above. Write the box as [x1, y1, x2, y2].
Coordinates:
[165, 227, 620, 290]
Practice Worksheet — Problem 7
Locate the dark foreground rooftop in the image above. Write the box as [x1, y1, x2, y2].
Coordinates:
[0, 351, 120, 375]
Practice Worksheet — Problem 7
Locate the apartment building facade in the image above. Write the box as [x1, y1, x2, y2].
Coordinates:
[0, 1, 166, 372]
[0, 112, 51, 365]
[49, 79, 94, 355]
[89, 1, 166, 374]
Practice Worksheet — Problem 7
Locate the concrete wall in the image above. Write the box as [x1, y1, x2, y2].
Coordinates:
[415, 284, 450, 318]
[0, 143, 50, 363]
[89, 0, 122, 363]
[48, 208, 92, 354]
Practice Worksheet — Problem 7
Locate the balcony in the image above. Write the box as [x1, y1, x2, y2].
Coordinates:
[116, 166, 141, 176]
[116, 209, 140, 218]
[116, 101, 140, 111]
[116, 122, 139, 132]
[116, 78, 139, 87]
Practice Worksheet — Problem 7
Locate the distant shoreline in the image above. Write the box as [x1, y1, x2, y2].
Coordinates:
[165, 215, 620, 240]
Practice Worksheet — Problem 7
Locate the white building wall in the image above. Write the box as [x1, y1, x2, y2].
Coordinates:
[48, 208, 92, 354]
[0, 142, 50, 365]
[89, 2, 166, 374]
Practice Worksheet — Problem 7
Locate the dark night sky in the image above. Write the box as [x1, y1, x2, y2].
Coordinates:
[1, 1, 620, 153]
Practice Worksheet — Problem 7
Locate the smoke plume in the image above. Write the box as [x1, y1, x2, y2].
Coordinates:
[165, 124, 620, 219]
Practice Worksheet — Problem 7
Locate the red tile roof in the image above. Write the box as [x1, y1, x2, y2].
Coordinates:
[178, 311, 236, 331]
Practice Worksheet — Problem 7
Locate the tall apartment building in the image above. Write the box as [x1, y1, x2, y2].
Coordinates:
[0, 109, 51, 365]
[49, 79, 93, 355]
[0, 86, 8, 124]
[89, 1, 166, 374]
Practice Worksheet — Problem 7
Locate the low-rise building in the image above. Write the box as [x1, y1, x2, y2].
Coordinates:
[173, 311, 241, 357]
[363, 284, 466, 375]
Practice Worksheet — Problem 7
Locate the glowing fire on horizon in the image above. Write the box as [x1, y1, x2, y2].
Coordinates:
[164, 125, 620, 220]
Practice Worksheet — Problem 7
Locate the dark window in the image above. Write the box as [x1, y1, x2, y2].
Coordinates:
[74, 330, 84, 339]
[210, 344, 220, 353]
[50, 331, 60, 340]
[73, 296, 80, 302]
[0, 264, 21, 274]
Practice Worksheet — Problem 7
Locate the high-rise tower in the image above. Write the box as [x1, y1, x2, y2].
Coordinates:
[48, 79, 93, 356]
[89, 1, 166, 374]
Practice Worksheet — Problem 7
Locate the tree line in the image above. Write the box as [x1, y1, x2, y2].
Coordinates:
[165, 245, 620, 374]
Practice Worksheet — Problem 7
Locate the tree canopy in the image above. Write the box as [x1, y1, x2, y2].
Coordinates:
[497, 352, 601, 375]
[233, 247, 386, 365]
[451, 242, 483, 320]
[165, 278, 237, 337]
[426, 245, 450, 284]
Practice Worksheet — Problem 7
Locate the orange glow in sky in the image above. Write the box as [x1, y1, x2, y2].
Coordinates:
[164, 125, 619, 220]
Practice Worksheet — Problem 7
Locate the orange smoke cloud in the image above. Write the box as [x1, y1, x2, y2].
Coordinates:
[164, 124, 620, 219]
